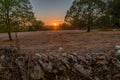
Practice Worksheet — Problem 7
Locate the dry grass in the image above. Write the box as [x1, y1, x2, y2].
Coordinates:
[0, 30, 120, 54]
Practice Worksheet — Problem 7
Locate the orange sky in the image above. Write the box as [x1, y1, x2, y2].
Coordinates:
[36, 15, 64, 25]
[30, 0, 74, 26]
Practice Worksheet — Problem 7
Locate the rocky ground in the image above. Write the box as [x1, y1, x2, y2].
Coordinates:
[0, 30, 120, 55]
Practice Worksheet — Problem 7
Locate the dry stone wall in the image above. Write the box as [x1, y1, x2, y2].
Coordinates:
[0, 45, 120, 80]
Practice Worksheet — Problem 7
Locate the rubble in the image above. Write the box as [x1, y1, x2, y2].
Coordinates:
[0, 45, 120, 80]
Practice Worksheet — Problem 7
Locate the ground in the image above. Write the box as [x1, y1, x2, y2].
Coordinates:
[0, 30, 120, 55]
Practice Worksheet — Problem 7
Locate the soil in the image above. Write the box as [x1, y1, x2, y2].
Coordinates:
[0, 30, 120, 55]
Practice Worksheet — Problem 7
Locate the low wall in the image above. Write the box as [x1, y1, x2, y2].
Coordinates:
[0, 46, 120, 80]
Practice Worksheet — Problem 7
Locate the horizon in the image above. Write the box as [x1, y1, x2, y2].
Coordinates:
[30, 0, 74, 26]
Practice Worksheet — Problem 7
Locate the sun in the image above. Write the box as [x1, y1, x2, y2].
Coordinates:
[53, 23, 59, 30]
[53, 23, 58, 26]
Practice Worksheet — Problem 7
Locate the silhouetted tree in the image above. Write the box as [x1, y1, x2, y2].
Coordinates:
[59, 23, 71, 30]
[65, 0, 105, 32]
[107, 0, 120, 28]
[31, 20, 44, 31]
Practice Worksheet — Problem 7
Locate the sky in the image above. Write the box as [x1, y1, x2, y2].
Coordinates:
[30, 0, 74, 25]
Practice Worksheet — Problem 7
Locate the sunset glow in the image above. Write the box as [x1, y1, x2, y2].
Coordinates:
[53, 23, 59, 30]
[30, 0, 74, 25]
[53, 23, 59, 26]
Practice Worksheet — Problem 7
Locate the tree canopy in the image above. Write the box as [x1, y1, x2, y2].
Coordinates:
[0, 0, 35, 40]
[65, 0, 120, 31]
[108, 0, 120, 28]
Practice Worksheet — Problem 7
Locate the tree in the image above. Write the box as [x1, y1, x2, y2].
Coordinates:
[59, 23, 71, 30]
[95, 0, 120, 29]
[65, 0, 105, 32]
[31, 20, 44, 31]
[0, 0, 35, 40]
[107, 0, 120, 28]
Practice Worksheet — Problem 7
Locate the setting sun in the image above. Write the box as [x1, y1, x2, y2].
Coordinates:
[53, 23, 59, 30]
[53, 23, 59, 26]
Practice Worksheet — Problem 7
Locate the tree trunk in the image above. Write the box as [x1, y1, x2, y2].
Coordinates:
[87, 26, 90, 32]
[15, 32, 20, 50]
[87, 19, 91, 32]
[5, 3, 12, 41]
[8, 32, 12, 41]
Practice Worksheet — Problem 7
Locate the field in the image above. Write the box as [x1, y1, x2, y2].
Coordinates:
[0, 30, 120, 55]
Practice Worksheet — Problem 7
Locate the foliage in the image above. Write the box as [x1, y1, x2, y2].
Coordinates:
[0, 0, 35, 40]
[107, 0, 120, 28]
[65, 0, 120, 31]
[29, 20, 45, 31]
[96, 0, 120, 29]
[65, 0, 105, 32]
[59, 23, 72, 30]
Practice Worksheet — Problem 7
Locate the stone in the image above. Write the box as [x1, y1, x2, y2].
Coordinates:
[112, 73, 120, 80]
[16, 56, 25, 69]
[62, 53, 68, 57]
[96, 55, 108, 65]
[62, 58, 71, 69]
[0, 55, 5, 61]
[116, 50, 120, 54]
[114, 45, 120, 56]
[58, 47, 64, 52]
[115, 45, 120, 50]
[112, 59, 120, 69]
[68, 54, 78, 62]
[0, 63, 4, 71]
[42, 62, 53, 72]
[73, 63, 90, 77]
[35, 53, 42, 59]
[31, 65, 44, 79]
